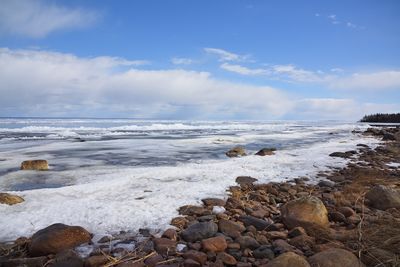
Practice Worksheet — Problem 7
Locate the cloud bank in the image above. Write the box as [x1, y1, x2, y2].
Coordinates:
[0, 0, 99, 38]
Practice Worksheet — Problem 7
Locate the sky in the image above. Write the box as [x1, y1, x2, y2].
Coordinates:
[0, 0, 399, 120]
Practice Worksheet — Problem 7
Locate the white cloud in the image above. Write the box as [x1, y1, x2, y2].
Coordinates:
[220, 63, 269, 76]
[171, 57, 194, 65]
[330, 71, 400, 90]
[0, 48, 292, 119]
[204, 48, 249, 62]
[0, 0, 99, 38]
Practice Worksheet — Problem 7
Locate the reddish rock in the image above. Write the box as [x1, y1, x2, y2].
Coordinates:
[267, 231, 288, 240]
[308, 248, 364, 267]
[29, 223, 91, 256]
[183, 250, 208, 265]
[265, 252, 310, 267]
[144, 253, 164, 267]
[216, 252, 237, 265]
[201, 236, 227, 252]
[280, 197, 329, 230]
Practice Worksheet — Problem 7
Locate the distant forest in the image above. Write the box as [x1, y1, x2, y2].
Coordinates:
[360, 113, 400, 123]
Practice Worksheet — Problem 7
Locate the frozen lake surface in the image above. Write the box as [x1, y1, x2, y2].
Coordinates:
[0, 118, 378, 241]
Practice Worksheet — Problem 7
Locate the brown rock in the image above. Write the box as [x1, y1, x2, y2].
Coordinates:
[84, 255, 109, 267]
[179, 205, 208, 216]
[21, 160, 49, 170]
[144, 253, 164, 267]
[226, 146, 247, 157]
[218, 219, 245, 238]
[153, 238, 176, 255]
[216, 252, 237, 265]
[183, 250, 208, 265]
[265, 252, 310, 267]
[337, 207, 355, 217]
[51, 249, 84, 267]
[236, 236, 260, 250]
[170, 216, 188, 229]
[0, 193, 24, 205]
[183, 259, 201, 267]
[162, 228, 177, 240]
[329, 211, 346, 223]
[202, 198, 226, 206]
[201, 236, 227, 252]
[365, 185, 400, 210]
[288, 227, 306, 238]
[288, 235, 315, 250]
[235, 176, 258, 186]
[255, 148, 276, 156]
[280, 197, 329, 230]
[29, 223, 91, 256]
[1, 257, 48, 267]
[267, 231, 288, 240]
[308, 248, 363, 267]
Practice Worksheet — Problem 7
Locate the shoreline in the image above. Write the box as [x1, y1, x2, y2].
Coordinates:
[1, 127, 400, 266]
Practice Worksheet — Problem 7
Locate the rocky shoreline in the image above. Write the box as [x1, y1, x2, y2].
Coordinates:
[1, 127, 400, 267]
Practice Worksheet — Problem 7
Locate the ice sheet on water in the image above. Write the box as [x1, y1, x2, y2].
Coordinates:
[0, 124, 378, 241]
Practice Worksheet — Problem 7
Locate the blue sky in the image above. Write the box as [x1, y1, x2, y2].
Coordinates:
[0, 0, 399, 120]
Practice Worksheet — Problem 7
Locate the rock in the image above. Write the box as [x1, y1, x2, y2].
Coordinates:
[226, 146, 247, 157]
[365, 185, 400, 210]
[20, 160, 49, 170]
[183, 250, 208, 265]
[280, 196, 329, 230]
[183, 259, 201, 267]
[144, 253, 164, 267]
[50, 250, 84, 267]
[84, 255, 109, 267]
[337, 207, 355, 217]
[202, 198, 226, 206]
[218, 219, 245, 238]
[236, 236, 260, 250]
[0, 257, 48, 267]
[170, 216, 188, 229]
[272, 239, 301, 254]
[253, 245, 275, 259]
[329, 211, 347, 223]
[288, 235, 315, 250]
[235, 176, 258, 186]
[318, 180, 335, 187]
[0, 193, 24, 205]
[153, 238, 177, 255]
[162, 228, 177, 240]
[255, 148, 276, 156]
[216, 252, 237, 265]
[308, 248, 363, 267]
[382, 132, 396, 141]
[29, 223, 92, 256]
[212, 206, 226, 214]
[201, 236, 227, 252]
[265, 252, 310, 267]
[329, 151, 355, 158]
[288, 227, 306, 238]
[238, 215, 271, 230]
[179, 205, 208, 216]
[181, 221, 218, 242]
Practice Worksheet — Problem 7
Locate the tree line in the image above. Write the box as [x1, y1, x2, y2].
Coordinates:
[360, 113, 400, 123]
